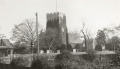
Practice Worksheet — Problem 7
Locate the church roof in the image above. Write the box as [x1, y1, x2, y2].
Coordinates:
[0, 39, 13, 49]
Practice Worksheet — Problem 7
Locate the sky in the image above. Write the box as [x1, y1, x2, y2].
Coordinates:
[0, 0, 120, 38]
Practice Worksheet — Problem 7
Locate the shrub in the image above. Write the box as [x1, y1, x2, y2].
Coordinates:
[55, 50, 85, 69]
[95, 44, 102, 51]
[109, 54, 120, 67]
[92, 55, 112, 69]
[31, 58, 43, 69]
[55, 50, 72, 69]
[82, 50, 96, 62]
[31, 56, 54, 69]
[82, 54, 95, 62]
[10, 57, 30, 67]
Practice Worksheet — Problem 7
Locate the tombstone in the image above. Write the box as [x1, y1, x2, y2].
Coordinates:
[40, 50, 44, 54]
[47, 50, 52, 54]
[57, 50, 60, 54]
[73, 49, 77, 53]
[102, 45, 105, 50]
[47, 50, 50, 54]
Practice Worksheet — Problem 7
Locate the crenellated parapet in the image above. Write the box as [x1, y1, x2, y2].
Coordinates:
[47, 12, 66, 21]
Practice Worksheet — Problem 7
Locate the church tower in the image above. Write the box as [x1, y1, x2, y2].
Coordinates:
[46, 12, 68, 48]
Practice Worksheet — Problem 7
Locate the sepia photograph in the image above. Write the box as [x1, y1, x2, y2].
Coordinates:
[0, 0, 120, 69]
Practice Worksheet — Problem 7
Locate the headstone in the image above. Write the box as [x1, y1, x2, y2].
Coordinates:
[73, 49, 77, 53]
[47, 50, 52, 54]
[47, 50, 50, 54]
[102, 45, 105, 50]
[40, 50, 44, 54]
[57, 50, 60, 54]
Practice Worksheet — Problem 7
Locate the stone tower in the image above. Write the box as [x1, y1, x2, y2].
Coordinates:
[46, 12, 68, 47]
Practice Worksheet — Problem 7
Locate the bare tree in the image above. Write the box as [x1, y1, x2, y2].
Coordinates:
[80, 22, 92, 50]
[11, 19, 42, 54]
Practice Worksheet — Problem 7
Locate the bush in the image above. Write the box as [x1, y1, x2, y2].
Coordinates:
[55, 50, 72, 69]
[82, 54, 96, 62]
[31, 56, 54, 69]
[95, 44, 102, 51]
[10, 57, 30, 67]
[92, 55, 112, 69]
[31, 58, 43, 69]
[55, 50, 85, 69]
[55, 64, 63, 69]
[82, 50, 96, 62]
[109, 54, 120, 66]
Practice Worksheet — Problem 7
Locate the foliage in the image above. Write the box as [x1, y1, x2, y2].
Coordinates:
[32, 55, 54, 69]
[82, 50, 96, 62]
[74, 43, 86, 52]
[13, 41, 31, 54]
[45, 34, 61, 51]
[96, 30, 106, 46]
[9, 53, 120, 69]
[31, 58, 43, 69]
[109, 53, 120, 67]
[40, 29, 63, 51]
[11, 19, 42, 54]
[10, 57, 30, 67]
[93, 56, 110, 69]
[66, 44, 72, 51]
[57, 44, 72, 53]
[55, 50, 72, 62]
[95, 44, 102, 51]
[11, 19, 37, 42]
[105, 43, 114, 51]
[55, 50, 88, 69]
[105, 36, 120, 51]
[55, 50, 73, 69]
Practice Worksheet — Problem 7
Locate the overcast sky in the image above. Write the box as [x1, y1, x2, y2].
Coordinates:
[0, 0, 120, 38]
